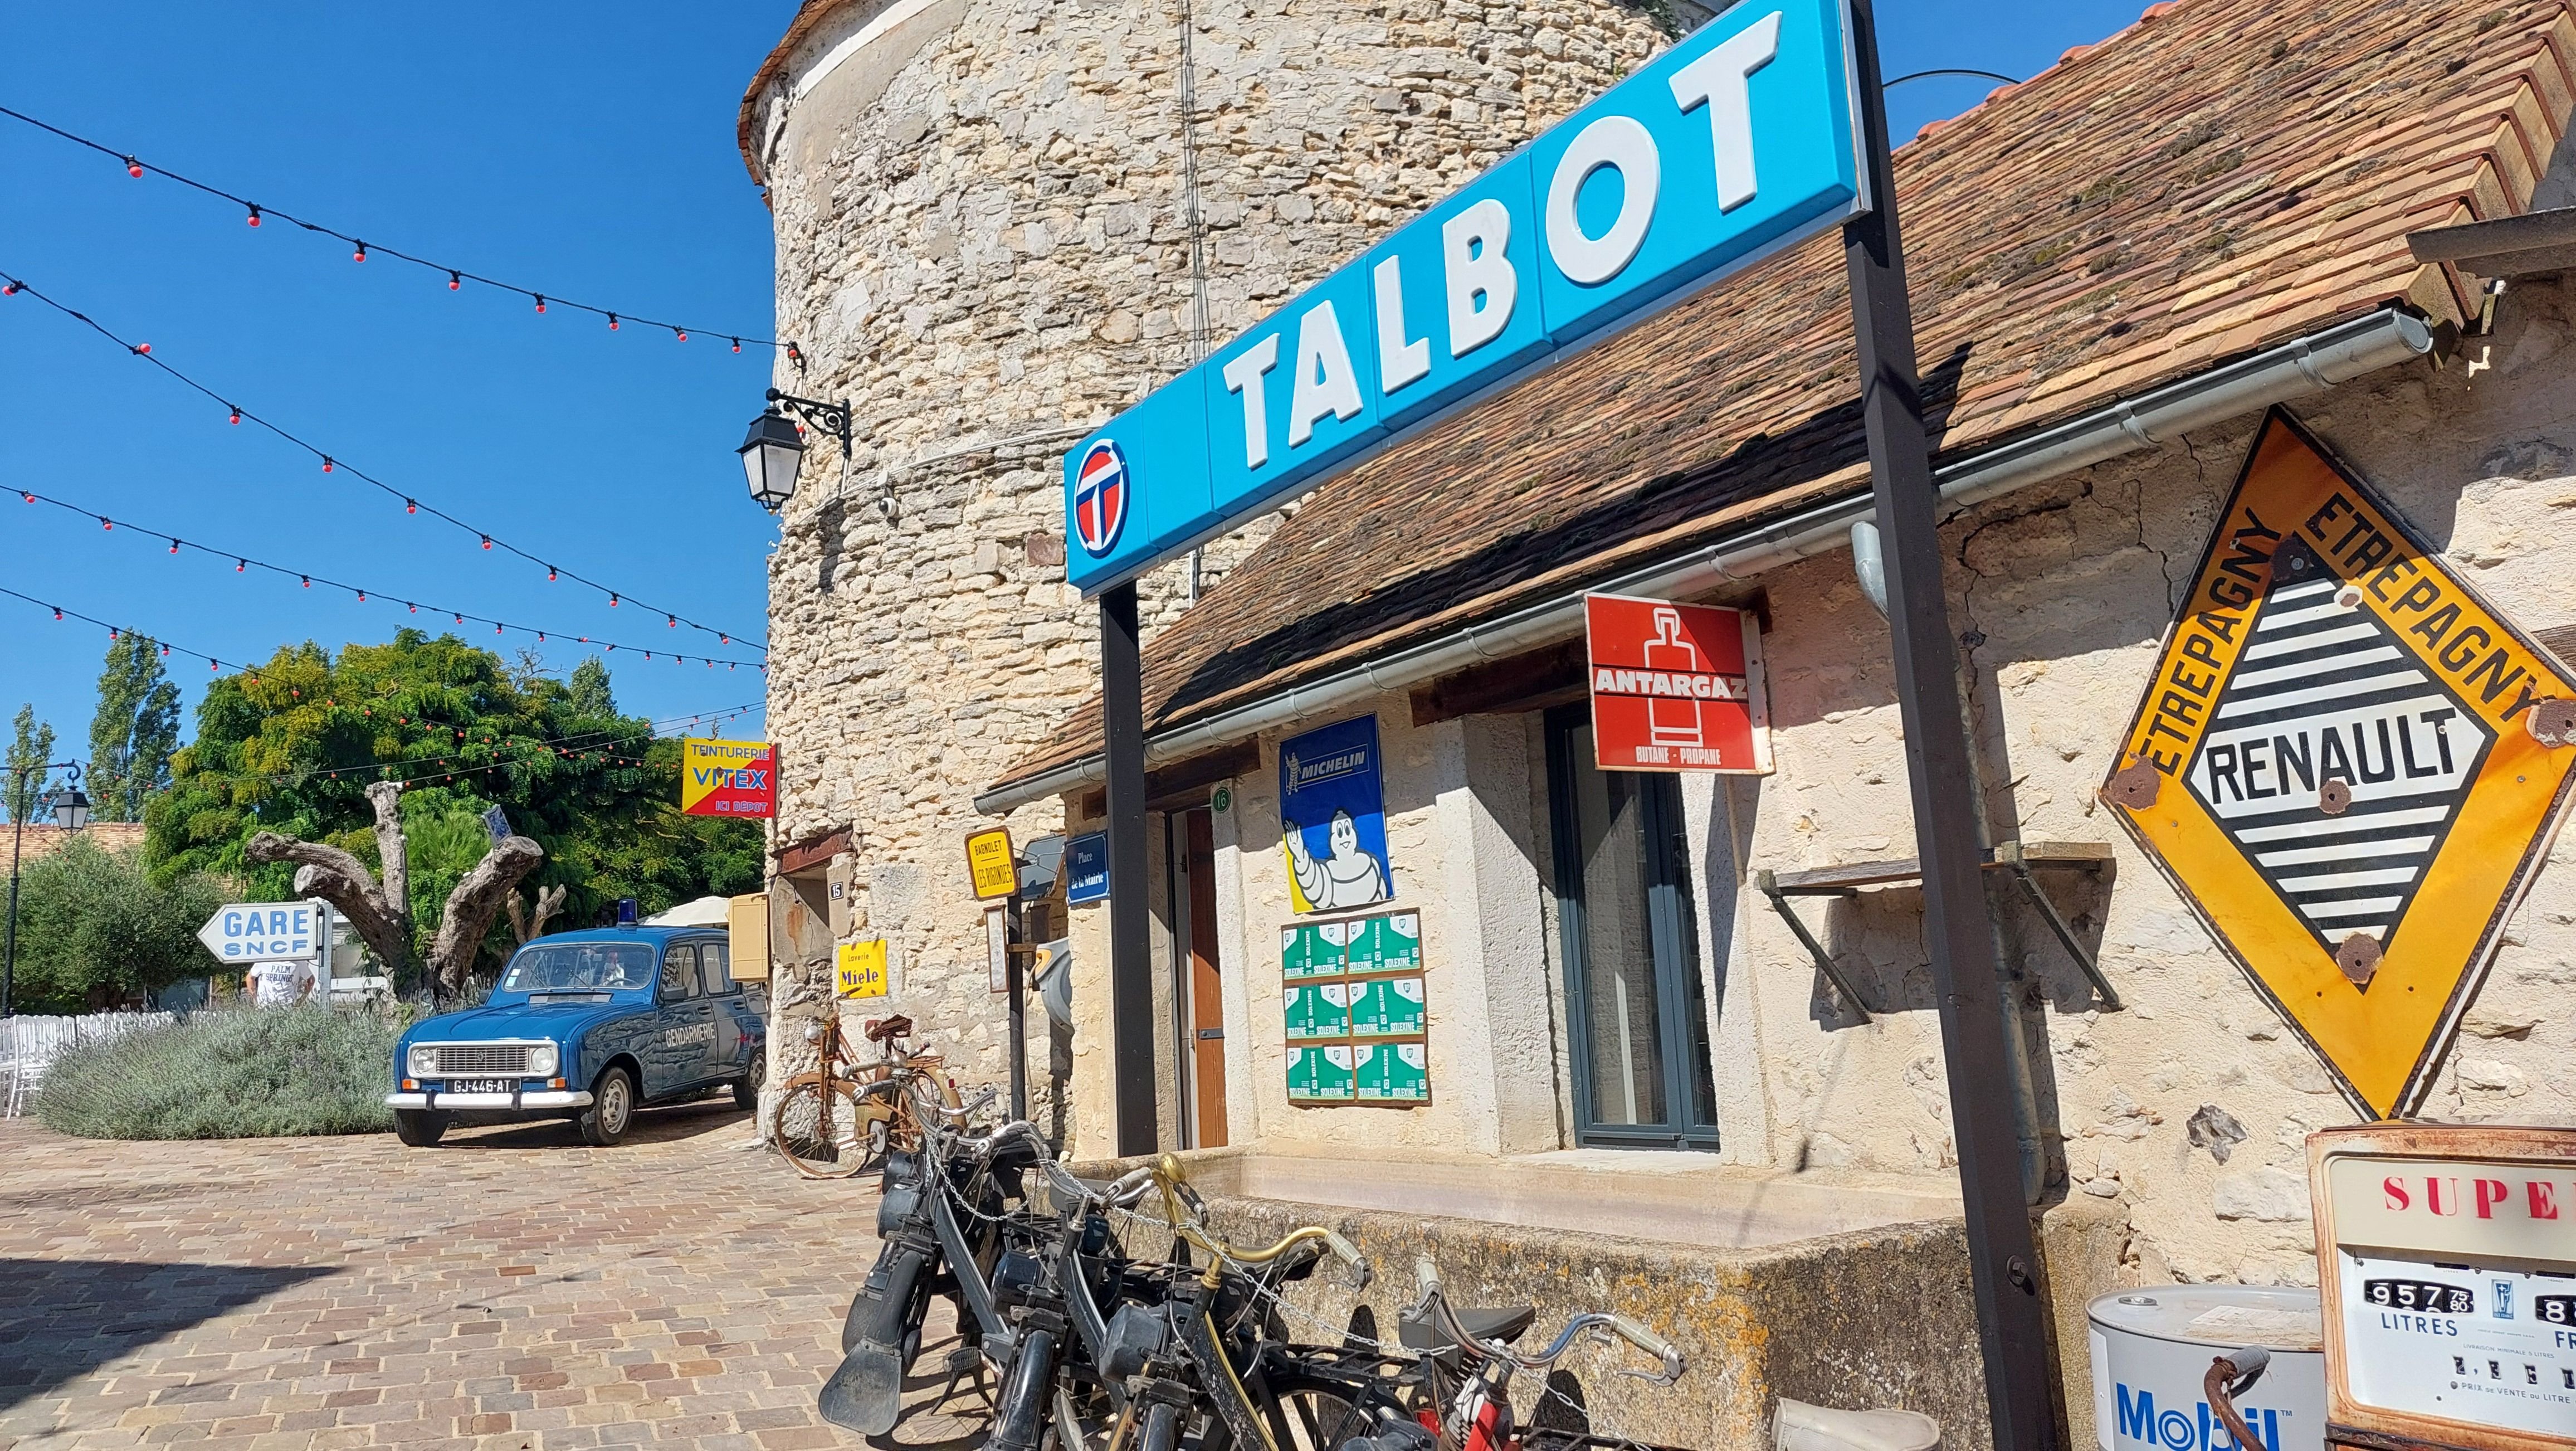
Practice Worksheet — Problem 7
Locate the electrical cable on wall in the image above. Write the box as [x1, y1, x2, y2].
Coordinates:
[13, 486, 765, 668]
[0, 104, 802, 362]
[0, 270, 768, 653]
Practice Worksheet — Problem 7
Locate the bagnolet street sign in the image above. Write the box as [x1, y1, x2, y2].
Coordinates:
[965, 825, 1018, 901]
[1062, 0, 1867, 595]
[199, 901, 324, 965]
[2102, 409, 2576, 1118]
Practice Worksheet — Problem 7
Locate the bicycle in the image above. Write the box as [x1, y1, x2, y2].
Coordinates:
[772, 1011, 955, 1179]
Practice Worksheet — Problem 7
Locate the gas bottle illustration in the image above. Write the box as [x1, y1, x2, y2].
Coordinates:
[1643, 607, 1705, 746]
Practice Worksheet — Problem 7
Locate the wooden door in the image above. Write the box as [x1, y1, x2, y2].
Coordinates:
[1182, 809, 1228, 1147]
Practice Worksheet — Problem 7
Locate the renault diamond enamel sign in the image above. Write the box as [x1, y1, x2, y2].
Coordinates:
[2102, 410, 2576, 1119]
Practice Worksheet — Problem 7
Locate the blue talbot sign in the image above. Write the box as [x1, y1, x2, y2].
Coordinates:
[1065, 0, 1866, 593]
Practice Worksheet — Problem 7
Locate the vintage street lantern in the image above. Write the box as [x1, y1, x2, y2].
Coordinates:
[737, 406, 806, 513]
[50, 785, 89, 832]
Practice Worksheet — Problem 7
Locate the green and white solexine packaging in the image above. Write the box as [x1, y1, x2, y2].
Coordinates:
[1288, 1044, 1357, 1099]
[1281, 921, 1348, 978]
[1348, 975, 1427, 1036]
[1344, 911, 1421, 973]
[1284, 982, 1351, 1039]
[1356, 1042, 1429, 1101]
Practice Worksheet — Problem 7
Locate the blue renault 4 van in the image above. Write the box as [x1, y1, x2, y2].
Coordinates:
[386, 927, 765, 1147]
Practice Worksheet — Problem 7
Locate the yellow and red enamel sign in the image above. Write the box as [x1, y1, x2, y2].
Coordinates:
[680, 738, 776, 818]
[2104, 410, 2576, 1119]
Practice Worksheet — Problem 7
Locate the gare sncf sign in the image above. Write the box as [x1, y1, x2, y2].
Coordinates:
[1065, 0, 1867, 594]
[680, 737, 777, 818]
[1585, 593, 1773, 773]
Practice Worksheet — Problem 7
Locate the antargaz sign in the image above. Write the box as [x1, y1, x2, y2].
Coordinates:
[2102, 410, 2576, 1119]
[1063, 0, 1867, 595]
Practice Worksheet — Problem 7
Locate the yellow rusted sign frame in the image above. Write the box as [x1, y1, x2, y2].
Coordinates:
[2103, 408, 2576, 1119]
[965, 826, 1018, 902]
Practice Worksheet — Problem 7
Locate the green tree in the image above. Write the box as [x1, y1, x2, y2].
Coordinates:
[147, 631, 762, 990]
[88, 632, 183, 822]
[567, 657, 616, 719]
[11, 834, 225, 1012]
[7, 705, 60, 822]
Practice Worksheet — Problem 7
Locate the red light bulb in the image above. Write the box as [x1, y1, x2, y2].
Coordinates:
[236, 559, 245, 572]
[169, 539, 179, 553]
[321, 457, 334, 474]
[447, 271, 460, 291]
[608, 314, 619, 331]
[667, 615, 676, 628]
[480, 536, 491, 550]
[133, 343, 151, 355]
[609, 594, 618, 607]
[52, 608, 61, 620]
[545, 566, 557, 581]
[353, 242, 367, 262]
[247, 206, 260, 227]
[228, 407, 241, 425]
[405, 499, 416, 514]
[356, 591, 366, 602]
[101, 518, 112, 530]
[731, 338, 741, 353]
[534, 295, 547, 314]
[125, 157, 142, 177]
[675, 328, 687, 342]
[301, 576, 310, 588]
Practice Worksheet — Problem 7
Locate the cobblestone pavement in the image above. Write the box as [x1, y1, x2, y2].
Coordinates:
[0, 1106, 985, 1451]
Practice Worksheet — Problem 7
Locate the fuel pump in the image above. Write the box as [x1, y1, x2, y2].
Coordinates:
[2306, 1123, 2576, 1451]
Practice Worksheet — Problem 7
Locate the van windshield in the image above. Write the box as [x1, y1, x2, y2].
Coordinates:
[496, 942, 660, 999]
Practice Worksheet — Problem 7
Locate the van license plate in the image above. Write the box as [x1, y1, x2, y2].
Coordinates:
[449, 1078, 514, 1094]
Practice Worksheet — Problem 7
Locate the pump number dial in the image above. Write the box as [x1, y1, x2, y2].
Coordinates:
[2363, 1279, 2473, 1314]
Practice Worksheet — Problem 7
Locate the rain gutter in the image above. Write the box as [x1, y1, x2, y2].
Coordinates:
[973, 308, 2434, 816]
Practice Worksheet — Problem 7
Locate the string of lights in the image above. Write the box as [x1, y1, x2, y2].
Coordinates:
[0, 270, 768, 654]
[0, 104, 806, 366]
[14, 486, 767, 669]
[6, 584, 767, 692]
[174, 703, 765, 795]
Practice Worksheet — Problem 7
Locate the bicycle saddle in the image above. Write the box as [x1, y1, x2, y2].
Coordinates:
[1396, 1301, 1536, 1352]
[864, 1015, 915, 1044]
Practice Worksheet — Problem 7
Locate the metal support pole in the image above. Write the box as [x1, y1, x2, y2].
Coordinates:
[1006, 895, 1029, 1123]
[1841, 7, 2061, 1451]
[1100, 581, 1158, 1155]
[3, 812, 21, 1020]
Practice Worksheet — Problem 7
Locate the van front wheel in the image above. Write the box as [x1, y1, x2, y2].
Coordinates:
[394, 1110, 447, 1147]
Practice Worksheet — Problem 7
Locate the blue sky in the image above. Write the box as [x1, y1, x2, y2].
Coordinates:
[1, 0, 2147, 776]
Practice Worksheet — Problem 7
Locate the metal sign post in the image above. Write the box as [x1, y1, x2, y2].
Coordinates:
[1101, 581, 1158, 1155]
[1840, 6, 2059, 1451]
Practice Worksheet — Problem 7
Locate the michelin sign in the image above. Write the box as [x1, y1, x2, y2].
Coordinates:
[1066, 0, 1866, 593]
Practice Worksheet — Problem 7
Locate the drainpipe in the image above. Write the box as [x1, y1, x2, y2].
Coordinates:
[972, 308, 2433, 817]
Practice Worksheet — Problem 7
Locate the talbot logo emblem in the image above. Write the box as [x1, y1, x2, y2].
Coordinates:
[1072, 440, 1129, 558]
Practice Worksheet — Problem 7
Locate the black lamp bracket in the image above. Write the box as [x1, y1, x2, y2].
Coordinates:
[765, 388, 855, 459]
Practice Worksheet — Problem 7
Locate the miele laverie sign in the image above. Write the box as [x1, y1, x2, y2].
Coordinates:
[1063, 0, 1868, 593]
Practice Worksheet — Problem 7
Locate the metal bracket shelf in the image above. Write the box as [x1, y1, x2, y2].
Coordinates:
[1753, 840, 2121, 1022]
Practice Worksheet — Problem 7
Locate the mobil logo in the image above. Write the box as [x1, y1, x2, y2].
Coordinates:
[2111, 1382, 2300, 1451]
[1072, 439, 1130, 557]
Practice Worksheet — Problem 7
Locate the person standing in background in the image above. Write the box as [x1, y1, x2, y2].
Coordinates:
[243, 958, 315, 1006]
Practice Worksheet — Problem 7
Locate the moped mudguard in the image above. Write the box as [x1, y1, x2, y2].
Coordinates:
[822, 1244, 930, 1434]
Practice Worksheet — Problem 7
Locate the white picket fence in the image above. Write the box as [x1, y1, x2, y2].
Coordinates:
[2, 1012, 174, 1118]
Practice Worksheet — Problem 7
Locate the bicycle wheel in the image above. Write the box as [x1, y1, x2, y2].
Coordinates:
[773, 1078, 880, 1178]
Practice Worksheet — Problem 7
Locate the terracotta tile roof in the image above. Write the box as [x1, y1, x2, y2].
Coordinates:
[995, 0, 2576, 793]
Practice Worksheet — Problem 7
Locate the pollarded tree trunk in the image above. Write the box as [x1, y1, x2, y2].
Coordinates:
[427, 838, 544, 992]
[245, 781, 417, 986]
[245, 779, 545, 995]
[507, 883, 568, 944]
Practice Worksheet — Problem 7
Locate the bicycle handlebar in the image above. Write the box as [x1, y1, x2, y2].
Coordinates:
[1409, 1258, 1682, 1385]
[1148, 1155, 1371, 1291]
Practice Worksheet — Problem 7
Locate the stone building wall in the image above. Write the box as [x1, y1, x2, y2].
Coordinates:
[746, 0, 1679, 1098]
